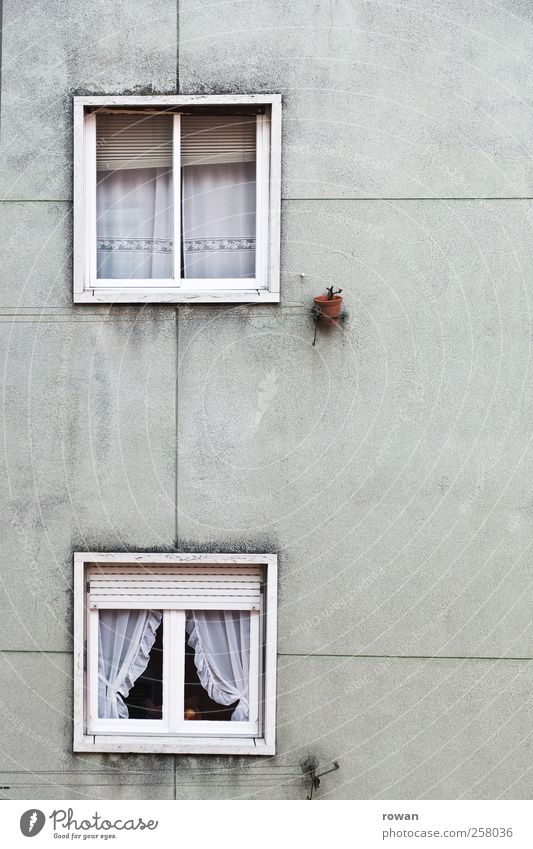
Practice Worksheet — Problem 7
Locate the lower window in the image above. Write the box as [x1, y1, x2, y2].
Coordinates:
[74, 553, 277, 755]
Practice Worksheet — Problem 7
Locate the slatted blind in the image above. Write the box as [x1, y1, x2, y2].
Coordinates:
[181, 115, 256, 166]
[87, 563, 263, 610]
[96, 113, 173, 171]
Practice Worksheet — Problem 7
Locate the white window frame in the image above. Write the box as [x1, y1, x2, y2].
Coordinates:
[73, 552, 277, 755]
[73, 95, 281, 304]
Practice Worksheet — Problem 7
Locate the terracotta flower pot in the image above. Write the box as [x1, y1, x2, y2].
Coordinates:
[313, 294, 343, 325]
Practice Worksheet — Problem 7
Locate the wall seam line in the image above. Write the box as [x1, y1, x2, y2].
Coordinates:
[176, 0, 180, 93]
[283, 196, 533, 202]
[0, 0, 3, 141]
[1, 197, 532, 204]
[278, 653, 532, 661]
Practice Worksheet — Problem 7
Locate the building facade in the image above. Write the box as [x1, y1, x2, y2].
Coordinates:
[0, 0, 532, 799]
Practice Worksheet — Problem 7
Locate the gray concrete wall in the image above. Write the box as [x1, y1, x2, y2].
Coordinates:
[0, 0, 531, 799]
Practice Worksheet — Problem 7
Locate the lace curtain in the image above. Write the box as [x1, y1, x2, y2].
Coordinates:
[96, 168, 173, 279]
[95, 112, 256, 281]
[96, 112, 174, 280]
[181, 162, 256, 279]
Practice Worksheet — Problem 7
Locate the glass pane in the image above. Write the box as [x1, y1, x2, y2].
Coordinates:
[184, 610, 250, 721]
[96, 113, 173, 279]
[181, 115, 256, 279]
[98, 610, 163, 720]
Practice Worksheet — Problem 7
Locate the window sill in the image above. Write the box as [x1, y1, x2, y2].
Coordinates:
[74, 734, 275, 756]
[73, 288, 280, 304]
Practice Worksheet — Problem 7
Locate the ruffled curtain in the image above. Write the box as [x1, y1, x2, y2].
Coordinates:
[186, 610, 251, 721]
[98, 609, 162, 719]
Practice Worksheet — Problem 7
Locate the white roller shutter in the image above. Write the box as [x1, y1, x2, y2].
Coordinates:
[96, 113, 173, 171]
[181, 115, 256, 166]
[87, 563, 263, 610]
[95, 113, 256, 170]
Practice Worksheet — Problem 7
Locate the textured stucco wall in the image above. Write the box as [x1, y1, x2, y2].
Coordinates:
[0, 0, 532, 799]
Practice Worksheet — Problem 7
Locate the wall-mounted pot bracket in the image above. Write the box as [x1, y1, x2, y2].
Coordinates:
[311, 305, 347, 346]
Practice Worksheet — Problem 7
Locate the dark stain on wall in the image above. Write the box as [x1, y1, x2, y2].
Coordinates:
[175, 536, 280, 556]
[71, 85, 179, 98]
[71, 540, 281, 557]
[71, 541, 179, 554]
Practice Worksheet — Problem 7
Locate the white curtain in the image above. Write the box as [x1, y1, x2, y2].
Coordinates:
[96, 167, 173, 279]
[186, 610, 251, 721]
[98, 609, 163, 719]
[182, 162, 256, 279]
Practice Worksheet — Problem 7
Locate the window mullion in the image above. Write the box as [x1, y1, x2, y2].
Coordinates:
[172, 113, 181, 287]
[161, 610, 170, 730]
[168, 609, 185, 732]
[87, 608, 99, 730]
[248, 609, 260, 726]
[85, 113, 97, 289]
[255, 114, 269, 289]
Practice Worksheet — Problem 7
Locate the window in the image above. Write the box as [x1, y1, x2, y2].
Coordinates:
[73, 553, 277, 755]
[73, 95, 281, 303]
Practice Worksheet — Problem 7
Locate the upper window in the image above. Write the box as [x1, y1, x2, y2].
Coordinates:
[73, 553, 277, 755]
[73, 96, 281, 303]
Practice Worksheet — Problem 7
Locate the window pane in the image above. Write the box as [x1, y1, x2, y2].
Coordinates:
[98, 609, 163, 719]
[184, 610, 250, 721]
[96, 113, 173, 279]
[181, 116, 256, 279]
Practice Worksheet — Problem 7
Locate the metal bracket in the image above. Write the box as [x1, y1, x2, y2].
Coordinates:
[306, 760, 340, 799]
[311, 307, 347, 346]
